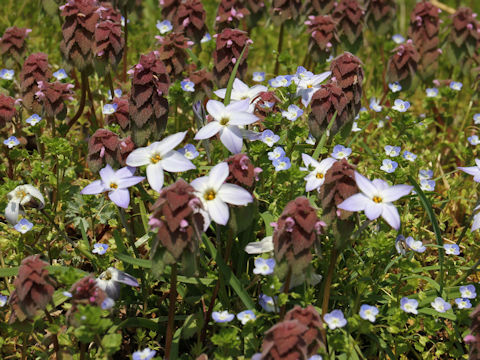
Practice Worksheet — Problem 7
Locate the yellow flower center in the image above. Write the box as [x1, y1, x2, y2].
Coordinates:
[150, 154, 162, 164]
[307, 84, 313, 88]
[219, 117, 230, 126]
[204, 189, 216, 201]
[316, 172, 324, 179]
[110, 182, 118, 189]
[103, 270, 113, 281]
[16, 190, 27, 199]
[372, 196, 382, 203]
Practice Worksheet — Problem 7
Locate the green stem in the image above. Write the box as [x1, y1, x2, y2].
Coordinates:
[279, 266, 292, 320]
[274, 23, 284, 76]
[165, 264, 178, 359]
[65, 71, 87, 134]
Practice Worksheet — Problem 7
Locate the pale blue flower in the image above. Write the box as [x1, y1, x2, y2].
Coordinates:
[308, 356, 323, 360]
[392, 99, 410, 112]
[62, 291, 72, 298]
[392, 34, 405, 44]
[269, 75, 292, 88]
[132, 348, 156, 360]
[395, 235, 407, 255]
[369, 97, 382, 112]
[324, 309, 347, 329]
[259, 294, 278, 312]
[261, 130, 280, 147]
[108, 89, 123, 99]
[101, 298, 115, 310]
[178, 144, 199, 160]
[26, 114, 41, 126]
[351, 122, 361, 132]
[426, 88, 438, 98]
[92, 243, 109, 255]
[474, 114, 480, 125]
[400, 297, 418, 314]
[455, 298, 472, 309]
[200, 33, 211, 43]
[468, 135, 480, 146]
[380, 159, 398, 173]
[450, 81, 463, 91]
[252, 72, 265, 82]
[181, 80, 195, 92]
[420, 179, 435, 192]
[388, 82, 402, 93]
[268, 147, 285, 160]
[306, 134, 316, 145]
[460, 285, 476, 299]
[53, 69, 68, 80]
[431, 297, 451, 313]
[359, 304, 379, 323]
[253, 258, 275, 275]
[294, 66, 314, 80]
[236, 310, 256, 325]
[444, 243, 460, 255]
[403, 150, 417, 162]
[405, 237, 426, 253]
[4, 136, 20, 148]
[102, 103, 118, 115]
[459, 159, 480, 182]
[384, 145, 401, 157]
[331, 145, 352, 160]
[14, 218, 33, 234]
[212, 310, 234, 323]
[156, 20, 172, 34]
[281, 104, 303, 121]
[419, 169, 433, 180]
[0, 69, 14, 80]
[0, 295, 7, 307]
[273, 156, 291, 171]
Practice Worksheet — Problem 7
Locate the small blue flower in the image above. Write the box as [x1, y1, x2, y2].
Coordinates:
[419, 169, 433, 180]
[460, 285, 477, 299]
[426, 88, 438, 98]
[331, 145, 352, 160]
[384, 145, 401, 157]
[474, 113, 480, 125]
[468, 135, 480, 146]
[236, 310, 256, 325]
[0, 295, 7, 307]
[450, 81, 463, 91]
[324, 309, 347, 329]
[156, 20, 172, 34]
[392, 99, 410, 112]
[253, 258, 275, 275]
[359, 304, 379, 323]
[14, 218, 34, 234]
[259, 294, 278, 312]
[261, 130, 280, 147]
[108, 88, 123, 99]
[272, 156, 291, 171]
[4, 136, 20, 149]
[295, 66, 314, 80]
[26, 114, 42, 126]
[369, 97, 382, 112]
[179, 144, 199, 160]
[400, 297, 418, 314]
[268, 147, 285, 160]
[63, 291, 73, 298]
[455, 298, 472, 309]
[200, 33, 211, 43]
[132, 348, 156, 360]
[53, 69, 68, 80]
[308, 356, 323, 360]
[444, 243, 460, 255]
[403, 150, 417, 162]
[252, 72, 265, 82]
[431, 297, 451, 313]
[0, 69, 14, 80]
[392, 34, 405, 44]
[281, 104, 303, 121]
[306, 134, 316, 145]
[395, 235, 407, 255]
[388, 82, 402, 93]
[102, 103, 118, 115]
[101, 298, 115, 310]
[181, 80, 195, 92]
[92, 243, 109, 255]
[405, 237, 426, 253]
[420, 179, 435, 192]
[351, 122, 361, 132]
[269, 75, 292, 88]
[212, 310, 234, 323]
[380, 159, 398, 173]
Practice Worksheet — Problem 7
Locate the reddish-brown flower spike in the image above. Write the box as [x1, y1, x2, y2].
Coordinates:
[329, 52, 364, 119]
[253, 91, 281, 119]
[226, 153, 255, 188]
[60, 0, 99, 71]
[19, 53, 52, 114]
[284, 305, 326, 356]
[129, 51, 170, 146]
[36, 81, 74, 120]
[213, 28, 251, 88]
[161, 0, 182, 21]
[0, 94, 17, 129]
[174, 0, 208, 44]
[156, 32, 190, 80]
[366, 0, 396, 35]
[306, 15, 339, 63]
[116, 136, 135, 166]
[261, 320, 310, 360]
[333, 0, 365, 52]
[408, 1, 440, 80]
[447, 7, 480, 71]
[150, 179, 205, 260]
[308, 0, 336, 15]
[244, 0, 265, 21]
[308, 81, 349, 140]
[105, 95, 130, 129]
[271, 0, 302, 25]
[0, 26, 31, 63]
[95, 19, 124, 68]
[188, 66, 214, 97]
[66, 275, 106, 324]
[87, 129, 120, 172]
[272, 197, 322, 276]
[387, 40, 420, 90]
[98, 2, 122, 22]
[9, 255, 55, 321]
[215, 0, 250, 32]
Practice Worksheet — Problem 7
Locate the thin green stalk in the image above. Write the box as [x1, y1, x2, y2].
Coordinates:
[279, 266, 292, 320]
[274, 23, 284, 75]
[65, 71, 87, 134]
[118, 208, 138, 258]
[165, 263, 178, 359]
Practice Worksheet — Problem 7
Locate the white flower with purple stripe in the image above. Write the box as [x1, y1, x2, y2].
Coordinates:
[458, 159, 480, 182]
[426, 88, 438, 98]
[268, 147, 285, 160]
[403, 150, 417, 162]
[388, 82, 402, 93]
[132, 348, 156, 360]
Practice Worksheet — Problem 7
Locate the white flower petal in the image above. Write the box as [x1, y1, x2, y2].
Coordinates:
[364, 202, 383, 220]
[245, 236, 274, 254]
[206, 100, 225, 119]
[220, 126, 243, 154]
[381, 185, 413, 202]
[208, 162, 229, 190]
[99, 164, 116, 184]
[191, 176, 209, 193]
[228, 112, 258, 126]
[381, 203, 401, 229]
[305, 176, 322, 192]
[5, 201, 20, 224]
[108, 188, 130, 208]
[194, 121, 222, 140]
[218, 183, 253, 205]
[214, 88, 227, 99]
[23, 185, 45, 208]
[81, 180, 106, 195]
[155, 131, 187, 155]
[206, 197, 229, 225]
[161, 151, 196, 172]
[338, 193, 368, 211]
[146, 162, 165, 192]
[355, 172, 377, 198]
[126, 147, 151, 167]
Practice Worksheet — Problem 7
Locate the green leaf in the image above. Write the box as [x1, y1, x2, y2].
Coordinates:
[224, 45, 249, 106]
[114, 253, 151, 268]
[0, 266, 19, 277]
[260, 211, 275, 236]
[417, 308, 457, 321]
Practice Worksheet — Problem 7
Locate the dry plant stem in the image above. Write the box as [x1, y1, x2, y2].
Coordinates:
[320, 248, 339, 349]
[66, 71, 87, 133]
[86, 76, 99, 127]
[122, 7, 128, 83]
[80, 342, 86, 360]
[21, 333, 28, 360]
[165, 263, 178, 360]
[279, 266, 292, 320]
[274, 23, 284, 75]
[106, 72, 115, 99]
[431, 0, 455, 14]
[44, 309, 61, 360]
